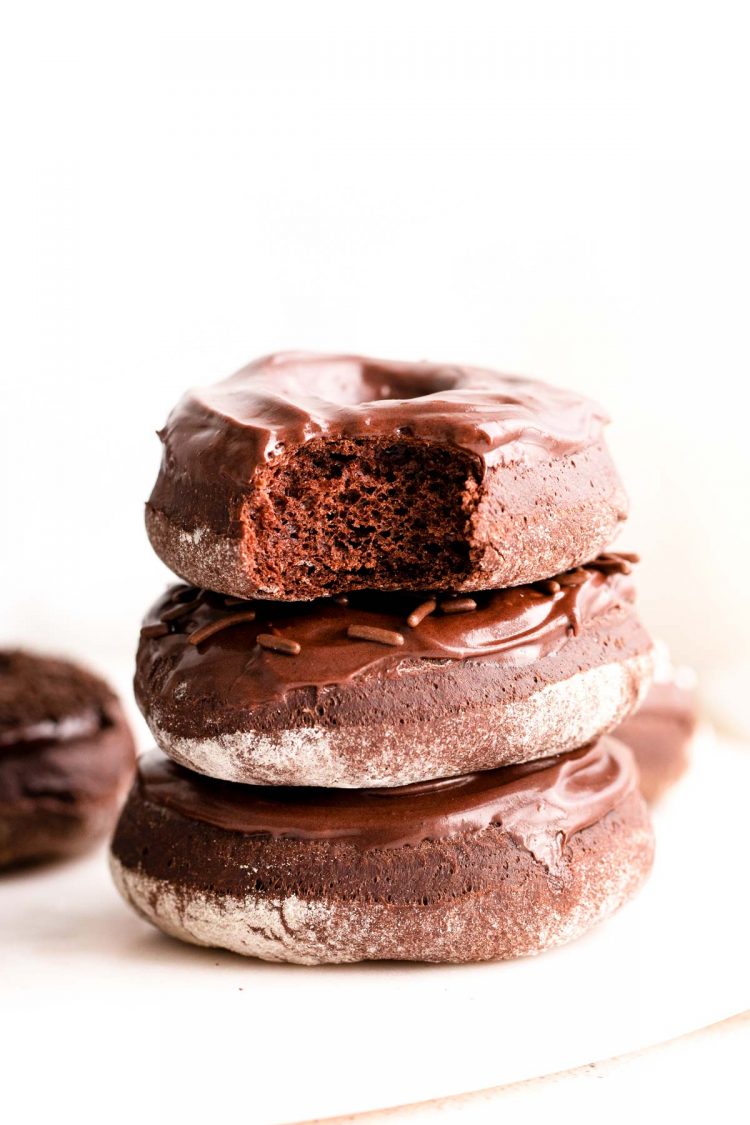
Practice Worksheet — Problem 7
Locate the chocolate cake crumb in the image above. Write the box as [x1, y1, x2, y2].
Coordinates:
[242, 437, 482, 596]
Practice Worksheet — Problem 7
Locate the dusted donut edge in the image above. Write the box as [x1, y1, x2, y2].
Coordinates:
[110, 790, 653, 964]
[145, 438, 628, 599]
[145, 652, 653, 788]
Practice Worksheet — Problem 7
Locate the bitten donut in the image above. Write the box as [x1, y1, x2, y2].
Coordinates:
[0, 650, 136, 868]
[135, 553, 653, 788]
[146, 352, 628, 600]
[615, 645, 697, 802]
[110, 737, 654, 964]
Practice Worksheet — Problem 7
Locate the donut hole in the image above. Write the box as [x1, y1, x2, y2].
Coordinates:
[243, 436, 483, 596]
[289, 357, 462, 407]
[357, 361, 460, 404]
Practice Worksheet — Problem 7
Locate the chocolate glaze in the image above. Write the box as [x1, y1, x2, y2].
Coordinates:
[137, 736, 636, 866]
[0, 649, 117, 754]
[150, 352, 609, 502]
[138, 558, 635, 706]
[0, 729, 133, 807]
[0, 650, 137, 815]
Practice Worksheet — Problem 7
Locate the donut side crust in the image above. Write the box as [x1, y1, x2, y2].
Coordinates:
[136, 597, 653, 786]
[147, 651, 652, 787]
[110, 789, 653, 964]
[146, 438, 627, 599]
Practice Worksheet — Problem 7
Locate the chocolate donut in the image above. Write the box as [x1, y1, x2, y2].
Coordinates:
[615, 649, 697, 802]
[0, 650, 136, 868]
[135, 554, 653, 788]
[110, 737, 653, 964]
[146, 352, 628, 600]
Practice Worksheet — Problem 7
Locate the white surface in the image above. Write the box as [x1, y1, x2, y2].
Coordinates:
[2, 729, 748, 1125]
[337, 1013, 750, 1123]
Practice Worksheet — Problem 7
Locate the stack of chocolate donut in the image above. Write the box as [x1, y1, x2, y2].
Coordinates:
[111, 353, 658, 964]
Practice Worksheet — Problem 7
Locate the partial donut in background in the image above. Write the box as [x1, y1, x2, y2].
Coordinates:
[0, 650, 136, 869]
[615, 643, 697, 803]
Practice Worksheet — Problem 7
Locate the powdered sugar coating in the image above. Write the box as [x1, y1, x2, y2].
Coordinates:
[146, 653, 653, 787]
[109, 793, 653, 964]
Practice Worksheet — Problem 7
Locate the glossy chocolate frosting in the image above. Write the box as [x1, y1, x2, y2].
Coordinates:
[0, 651, 137, 810]
[138, 557, 635, 706]
[137, 736, 636, 865]
[0, 733, 133, 807]
[150, 352, 609, 502]
[0, 650, 115, 754]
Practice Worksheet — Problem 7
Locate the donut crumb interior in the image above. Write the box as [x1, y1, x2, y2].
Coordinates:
[243, 437, 482, 596]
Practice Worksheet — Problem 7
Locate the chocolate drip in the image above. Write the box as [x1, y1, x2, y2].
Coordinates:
[137, 736, 637, 865]
[150, 353, 610, 504]
[137, 558, 635, 705]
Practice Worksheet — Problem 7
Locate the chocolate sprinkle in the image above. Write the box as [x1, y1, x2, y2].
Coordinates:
[161, 593, 206, 623]
[558, 569, 589, 588]
[441, 597, 478, 615]
[588, 552, 640, 577]
[406, 599, 437, 628]
[536, 579, 562, 595]
[257, 634, 301, 656]
[174, 586, 201, 603]
[346, 625, 405, 647]
[140, 622, 170, 639]
[188, 611, 257, 646]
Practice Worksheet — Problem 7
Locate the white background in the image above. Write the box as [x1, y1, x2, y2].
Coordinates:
[2, 7, 750, 1121]
[2, 3, 749, 697]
